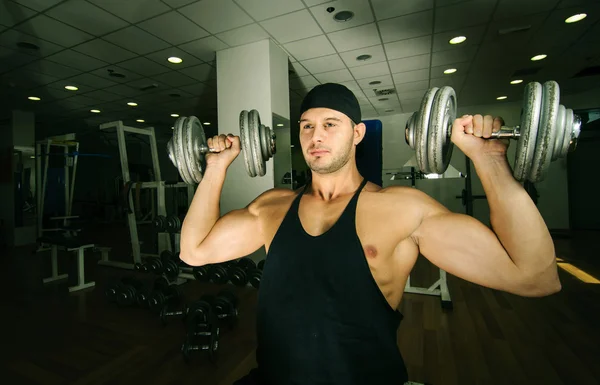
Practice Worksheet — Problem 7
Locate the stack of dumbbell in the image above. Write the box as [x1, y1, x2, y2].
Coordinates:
[154, 215, 183, 233]
[105, 276, 146, 307]
[180, 298, 220, 363]
[192, 258, 265, 288]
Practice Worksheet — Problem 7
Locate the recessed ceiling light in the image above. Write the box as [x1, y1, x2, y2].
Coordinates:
[333, 10, 354, 22]
[65, 85, 78, 91]
[444, 68, 457, 74]
[378, 98, 389, 101]
[497, 96, 508, 100]
[90, 109, 101, 113]
[277, 123, 284, 127]
[356, 54, 372, 61]
[28, 96, 41, 101]
[30, 156, 35, 159]
[449, 36, 467, 44]
[127, 102, 138, 106]
[510, 79, 523, 84]
[531, 54, 547, 61]
[136, 119, 145, 123]
[171, 127, 174, 130]
[385, 109, 394, 112]
[168, 56, 183, 64]
[203, 122, 211, 125]
[171, 113, 179, 117]
[369, 81, 382, 85]
[565, 13, 587, 23]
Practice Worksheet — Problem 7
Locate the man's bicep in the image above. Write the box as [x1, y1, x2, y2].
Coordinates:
[414, 211, 526, 295]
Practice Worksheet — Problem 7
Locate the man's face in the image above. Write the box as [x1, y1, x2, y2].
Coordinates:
[299, 108, 364, 174]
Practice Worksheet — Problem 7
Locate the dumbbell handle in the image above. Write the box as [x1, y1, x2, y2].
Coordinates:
[196, 143, 220, 154]
[164, 309, 184, 317]
[491, 126, 521, 138]
[184, 341, 219, 352]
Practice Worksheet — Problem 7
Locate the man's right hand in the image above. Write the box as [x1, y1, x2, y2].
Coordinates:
[205, 134, 241, 170]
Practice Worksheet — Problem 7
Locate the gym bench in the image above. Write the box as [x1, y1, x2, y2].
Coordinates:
[39, 237, 96, 293]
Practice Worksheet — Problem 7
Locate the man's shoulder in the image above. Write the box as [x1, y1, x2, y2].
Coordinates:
[248, 187, 297, 212]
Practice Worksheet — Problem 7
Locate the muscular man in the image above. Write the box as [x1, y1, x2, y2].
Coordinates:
[180, 83, 561, 385]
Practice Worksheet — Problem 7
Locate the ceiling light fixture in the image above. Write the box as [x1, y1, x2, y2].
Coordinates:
[444, 68, 457, 74]
[277, 123, 284, 127]
[90, 109, 101, 113]
[449, 36, 466, 44]
[385, 109, 394, 112]
[65, 85, 78, 91]
[28, 96, 41, 101]
[168, 56, 183, 64]
[565, 13, 587, 23]
[510, 79, 523, 84]
[136, 119, 145, 123]
[171, 113, 179, 117]
[369, 81, 382, 85]
[127, 102, 138, 106]
[171, 127, 174, 130]
[356, 54, 372, 61]
[333, 10, 354, 22]
[497, 96, 507, 100]
[531, 54, 547, 61]
[203, 122, 211, 125]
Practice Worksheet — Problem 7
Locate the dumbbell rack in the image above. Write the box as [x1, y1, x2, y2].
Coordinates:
[98, 121, 194, 271]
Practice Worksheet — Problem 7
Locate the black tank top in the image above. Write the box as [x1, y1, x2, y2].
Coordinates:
[255, 179, 408, 385]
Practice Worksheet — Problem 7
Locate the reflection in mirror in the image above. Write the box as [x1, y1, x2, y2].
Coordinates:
[13, 146, 36, 228]
[272, 114, 293, 190]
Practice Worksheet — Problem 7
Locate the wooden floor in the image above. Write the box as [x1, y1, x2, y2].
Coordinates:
[0, 230, 599, 385]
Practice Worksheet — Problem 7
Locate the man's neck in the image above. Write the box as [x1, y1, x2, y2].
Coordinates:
[308, 167, 363, 201]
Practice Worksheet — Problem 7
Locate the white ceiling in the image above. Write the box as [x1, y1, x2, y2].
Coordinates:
[1, 0, 599, 139]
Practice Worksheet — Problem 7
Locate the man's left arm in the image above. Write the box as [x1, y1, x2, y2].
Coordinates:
[412, 115, 561, 297]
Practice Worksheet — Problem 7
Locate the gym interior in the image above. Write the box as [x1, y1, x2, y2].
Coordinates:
[1, 0, 599, 384]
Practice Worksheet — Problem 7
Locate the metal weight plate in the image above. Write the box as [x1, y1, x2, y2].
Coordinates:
[552, 105, 567, 161]
[260, 124, 270, 160]
[185, 116, 207, 184]
[172, 117, 192, 184]
[428, 86, 457, 175]
[167, 139, 177, 169]
[559, 108, 574, 158]
[415, 88, 439, 174]
[405, 111, 417, 149]
[513, 82, 543, 182]
[249, 110, 266, 177]
[239, 110, 256, 177]
[529, 81, 560, 182]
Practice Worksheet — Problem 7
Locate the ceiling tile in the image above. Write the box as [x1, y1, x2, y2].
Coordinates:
[104, 26, 170, 55]
[350, 61, 390, 79]
[389, 54, 430, 74]
[494, 0, 560, 20]
[429, 75, 466, 89]
[431, 45, 478, 67]
[290, 75, 320, 90]
[357, 74, 394, 90]
[283, 35, 334, 61]
[309, 0, 375, 33]
[369, 96, 401, 108]
[178, 63, 216, 82]
[260, 10, 321, 43]
[236, 0, 305, 21]
[395, 80, 430, 92]
[314, 68, 354, 83]
[216, 24, 270, 47]
[151, 71, 197, 87]
[0, 1, 36, 28]
[300, 54, 346, 74]
[162, 0, 197, 7]
[0, 47, 37, 72]
[432, 24, 486, 52]
[81, 89, 124, 102]
[557, 0, 599, 8]
[12, 0, 63, 12]
[15, 15, 94, 47]
[178, 83, 210, 97]
[145, 47, 203, 69]
[395, 89, 429, 100]
[378, 11, 433, 43]
[328, 23, 381, 52]
[435, 0, 496, 33]
[33, 86, 74, 100]
[178, 36, 229, 62]
[88, 0, 171, 23]
[400, 97, 422, 112]
[68, 73, 118, 89]
[289, 62, 310, 77]
[46, 0, 129, 35]
[361, 106, 378, 117]
[338, 80, 361, 92]
[340, 45, 387, 68]
[45, 50, 108, 72]
[90, 66, 144, 84]
[180, 0, 253, 34]
[371, 0, 433, 21]
[64, 94, 104, 107]
[1, 68, 59, 89]
[0, 29, 64, 58]
[303, 0, 331, 6]
[138, 11, 209, 45]
[118, 57, 169, 77]
[384, 35, 431, 60]
[103, 84, 145, 98]
[24, 59, 81, 79]
[392, 68, 429, 84]
[72, 39, 137, 64]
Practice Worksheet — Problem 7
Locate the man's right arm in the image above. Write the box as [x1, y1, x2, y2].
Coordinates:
[179, 165, 265, 266]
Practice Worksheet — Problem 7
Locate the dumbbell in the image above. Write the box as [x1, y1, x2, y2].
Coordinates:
[161, 250, 184, 280]
[248, 259, 265, 289]
[405, 80, 582, 182]
[193, 265, 210, 282]
[115, 277, 145, 307]
[134, 258, 163, 274]
[148, 283, 182, 312]
[181, 325, 219, 363]
[159, 297, 217, 326]
[208, 263, 232, 284]
[227, 258, 257, 286]
[154, 215, 167, 232]
[137, 276, 170, 308]
[166, 215, 182, 233]
[201, 289, 239, 329]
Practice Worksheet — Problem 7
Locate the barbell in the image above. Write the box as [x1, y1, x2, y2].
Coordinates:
[167, 110, 276, 184]
[404, 80, 582, 183]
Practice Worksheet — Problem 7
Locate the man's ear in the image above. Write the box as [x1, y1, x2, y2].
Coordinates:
[354, 122, 366, 145]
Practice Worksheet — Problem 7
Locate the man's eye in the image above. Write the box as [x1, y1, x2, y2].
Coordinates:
[303, 124, 312, 129]
[326, 122, 335, 127]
